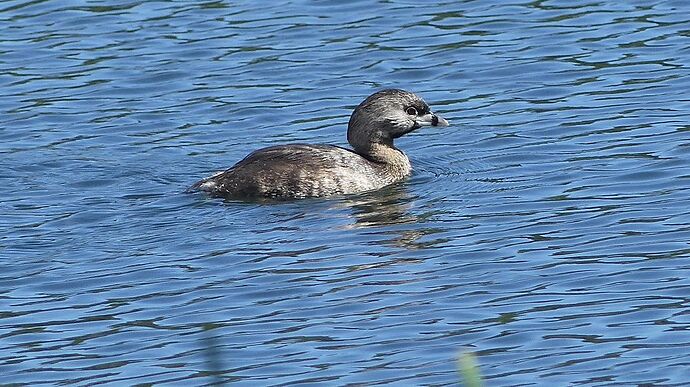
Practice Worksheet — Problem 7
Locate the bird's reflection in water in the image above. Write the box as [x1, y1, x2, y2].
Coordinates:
[341, 185, 416, 227]
[336, 184, 447, 250]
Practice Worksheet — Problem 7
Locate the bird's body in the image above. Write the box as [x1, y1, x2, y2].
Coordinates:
[191, 144, 410, 199]
[190, 89, 448, 200]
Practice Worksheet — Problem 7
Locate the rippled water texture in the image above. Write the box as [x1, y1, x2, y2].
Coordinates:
[2, 0, 690, 385]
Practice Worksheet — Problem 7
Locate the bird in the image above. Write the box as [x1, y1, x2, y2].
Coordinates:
[190, 89, 449, 199]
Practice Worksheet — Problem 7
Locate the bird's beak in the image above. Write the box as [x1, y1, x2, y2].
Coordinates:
[416, 112, 449, 127]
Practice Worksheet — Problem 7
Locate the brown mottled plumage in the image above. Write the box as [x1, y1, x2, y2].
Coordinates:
[190, 89, 449, 199]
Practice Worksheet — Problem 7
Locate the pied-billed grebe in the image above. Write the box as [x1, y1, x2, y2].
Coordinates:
[190, 89, 449, 199]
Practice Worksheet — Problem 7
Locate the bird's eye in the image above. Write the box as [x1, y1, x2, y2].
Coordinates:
[405, 107, 418, 116]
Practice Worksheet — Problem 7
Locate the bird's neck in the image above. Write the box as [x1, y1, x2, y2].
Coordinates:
[361, 143, 412, 179]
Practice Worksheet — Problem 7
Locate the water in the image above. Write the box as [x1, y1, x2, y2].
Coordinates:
[2, 0, 690, 385]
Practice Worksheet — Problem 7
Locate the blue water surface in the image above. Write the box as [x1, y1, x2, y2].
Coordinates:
[2, 0, 690, 385]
